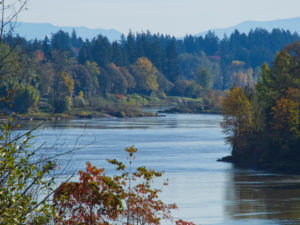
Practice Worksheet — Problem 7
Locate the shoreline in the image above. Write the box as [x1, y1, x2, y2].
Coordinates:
[218, 155, 300, 175]
[18, 109, 159, 121]
[159, 108, 221, 115]
[159, 103, 221, 114]
[19, 105, 223, 121]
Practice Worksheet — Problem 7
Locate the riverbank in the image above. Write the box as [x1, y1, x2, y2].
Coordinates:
[22, 113, 300, 225]
[218, 155, 300, 174]
[161, 105, 220, 114]
[160, 100, 221, 114]
[19, 106, 157, 121]
[19, 95, 223, 120]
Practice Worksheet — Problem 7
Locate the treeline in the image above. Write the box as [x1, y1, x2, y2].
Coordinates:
[1, 28, 299, 113]
[221, 42, 300, 171]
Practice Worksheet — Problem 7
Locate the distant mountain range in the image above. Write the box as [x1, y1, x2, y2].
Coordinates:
[14, 17, 300, 41]
[13, 22, 122, 41]
[198, 17, 300, 37]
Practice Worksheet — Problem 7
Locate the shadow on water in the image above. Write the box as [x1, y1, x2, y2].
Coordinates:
[20, 114, 220, 130]
[18, 114, 300, 225]
[224, 168, 300, 225]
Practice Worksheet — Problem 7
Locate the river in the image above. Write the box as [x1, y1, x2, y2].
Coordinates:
[22, 113, 300, 225]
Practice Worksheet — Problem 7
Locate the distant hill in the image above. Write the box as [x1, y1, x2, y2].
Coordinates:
[15, 18, 300, 41]
[198, 17, 300, 37]
[13, 22, 122, 41]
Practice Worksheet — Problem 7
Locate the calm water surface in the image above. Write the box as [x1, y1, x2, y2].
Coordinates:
[23, 114, 300, 225]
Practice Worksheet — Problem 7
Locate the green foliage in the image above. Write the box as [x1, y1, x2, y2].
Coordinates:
[156, 71, 174, 93]
[126, 94, 149, 106]
[185, 82, 203, 98]
[221, 85, 254, 156]
[164, 39, 180, 82]
[51, 30, 74, 56]
[2, 27, 300, 115]
[13, 85, 40, 113]
[178, 53, 222, 89]
[195, 67, 212, 89]
[0, 115, 56, 224]
[221, 42, 300, 168]
[51, 72, 74, 113]
[255, 63, 277, 111]
[72, 64, 93, 96]
[0, 44, 22, 79]
[54, 96, 73, 113]
[85, 60, 101, 90]
[131, 57, 159, 94]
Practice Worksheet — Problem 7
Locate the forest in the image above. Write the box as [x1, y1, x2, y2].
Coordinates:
[1, 28, 300, 223]
[1, 28, 299, 117]
[2, 0, 300, 223]
[221, 41, 300, 171]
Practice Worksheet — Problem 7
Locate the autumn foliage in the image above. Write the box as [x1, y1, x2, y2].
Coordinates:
[54, 162, 123, 224]
[221, 42, 300, 168]
[131, 57, 159, 93]
[54, 146, 194, 225]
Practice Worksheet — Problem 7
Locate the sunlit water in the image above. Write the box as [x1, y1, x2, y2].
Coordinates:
[21, 114, 300, 225]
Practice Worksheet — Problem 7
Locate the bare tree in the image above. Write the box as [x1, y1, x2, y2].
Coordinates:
[0, 1, 59, 223]
[0, 0, 28, 43]
[0, 2, 95, 223]
[0, 0, 28, 79]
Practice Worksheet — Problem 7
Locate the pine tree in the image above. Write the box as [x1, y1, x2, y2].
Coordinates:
[164, 39, 180, 82]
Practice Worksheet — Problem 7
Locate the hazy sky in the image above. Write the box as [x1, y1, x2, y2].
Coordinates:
[19, 0, 300, 36]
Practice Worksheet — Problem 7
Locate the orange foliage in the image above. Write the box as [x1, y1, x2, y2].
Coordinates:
[176, 219, 196, 225]
[271, 90, 299, 144]
[230, 68, 254, 87]
[109, 146, 177, 225]
[34, 50, 44, 61]
[53, 162, 123, 225]
[54, 147, 195, 225]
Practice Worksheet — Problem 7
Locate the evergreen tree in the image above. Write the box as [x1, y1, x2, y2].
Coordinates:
[126, 31, 137, 64]
[112, 41, 124, 66]
[51, 30, 73, 55]
[164, 39, 180, 82]
[91, 35, 112, 67]
[42, 36, 51, 59]
[78, 40, 92, 64]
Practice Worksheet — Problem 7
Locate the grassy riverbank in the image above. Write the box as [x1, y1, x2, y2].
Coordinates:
[20, 94, 223, 120]
[19, 106, 157, 120]
[161, 97, 221, 114]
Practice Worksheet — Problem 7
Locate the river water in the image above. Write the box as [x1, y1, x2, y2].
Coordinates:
[22, 113, 300, 225]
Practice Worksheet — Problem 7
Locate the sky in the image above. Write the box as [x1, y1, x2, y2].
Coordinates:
[19, 0, 300, 36]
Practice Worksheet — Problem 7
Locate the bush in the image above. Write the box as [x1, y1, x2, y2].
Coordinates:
[54, 146, 195, 225]
[13, 85, 39, 113]
[54, 96, 73, 113]
[0, 115, 56, 224]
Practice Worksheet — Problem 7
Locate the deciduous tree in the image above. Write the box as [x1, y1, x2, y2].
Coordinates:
[131, 57, 159, 94]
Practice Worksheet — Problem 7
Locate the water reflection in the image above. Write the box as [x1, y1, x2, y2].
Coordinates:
[20, 114, 219, 130]
[18, 114, 300, 225]
[225, 168, 300, 224]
